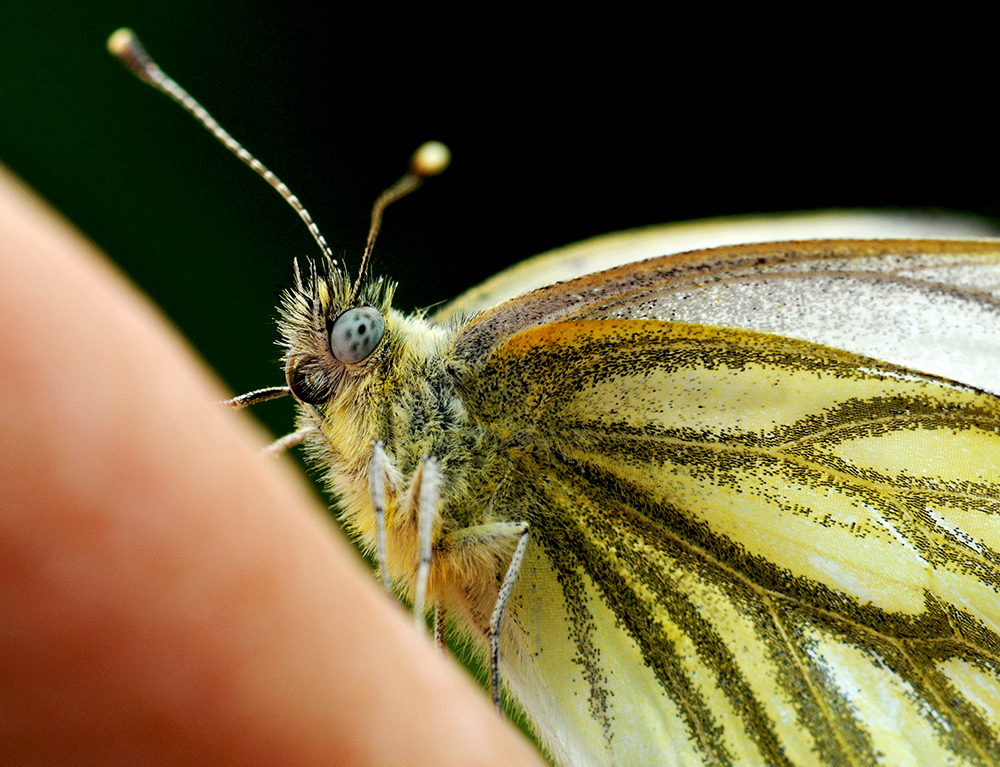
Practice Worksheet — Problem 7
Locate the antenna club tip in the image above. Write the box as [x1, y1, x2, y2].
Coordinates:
[107, 28, 156, 82]
[107, 28, 136, 57]
[410, 141, 451, 178]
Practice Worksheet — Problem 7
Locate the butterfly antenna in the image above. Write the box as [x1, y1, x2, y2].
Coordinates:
[107, 28, 335, 263]
[349, 141, 451, 305]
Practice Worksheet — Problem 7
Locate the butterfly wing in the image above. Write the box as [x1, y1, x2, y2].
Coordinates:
[454, 239, 1000, 395]
[447, 241, 1000, 766]
[434, 212, 1000, 324]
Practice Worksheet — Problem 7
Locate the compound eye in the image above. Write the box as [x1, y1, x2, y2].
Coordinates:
[329, 307, 385, 364]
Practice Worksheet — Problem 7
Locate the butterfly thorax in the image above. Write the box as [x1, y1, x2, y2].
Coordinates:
[279, 264, 515, 604]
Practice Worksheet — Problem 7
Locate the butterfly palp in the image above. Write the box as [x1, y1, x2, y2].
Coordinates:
[330, 306, 385, 364]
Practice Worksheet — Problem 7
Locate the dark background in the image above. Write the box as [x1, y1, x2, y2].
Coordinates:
[4, 4, 995, 463]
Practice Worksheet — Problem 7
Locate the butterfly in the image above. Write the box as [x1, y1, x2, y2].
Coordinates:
[109, 29, 1000, 767]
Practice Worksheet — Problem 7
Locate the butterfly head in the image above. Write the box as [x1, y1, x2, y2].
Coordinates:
[279, 257, 397, 408]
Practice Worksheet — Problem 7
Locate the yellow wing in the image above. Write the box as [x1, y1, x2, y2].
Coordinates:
[444, 240, 1000, 766]
[458, 320, 1000, 767]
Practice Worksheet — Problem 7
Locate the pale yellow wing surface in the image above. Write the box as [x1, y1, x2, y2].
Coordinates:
[456, 319, 1000, 767]
[433, 212, 999, 324]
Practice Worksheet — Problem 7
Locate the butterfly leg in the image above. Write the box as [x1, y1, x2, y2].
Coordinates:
[368, 447, 446, 632]
[488, 524, 529, 712]
[413, 457, 442, 633]
[432, 521, 529, 710]
[221, 385, 311, 455]
[221, 385, 292, 409]
[263, 426, 314, 455]
[433, 603, 446, 650]
[368, 441, 394, 595]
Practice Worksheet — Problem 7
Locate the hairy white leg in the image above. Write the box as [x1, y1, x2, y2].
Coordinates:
[413, 457, 441, 632]
[489, 524, 529, 712]
[368, 441, 393, 594]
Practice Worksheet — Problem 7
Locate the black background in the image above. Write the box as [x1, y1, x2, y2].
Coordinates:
[4, 4, 996, 460]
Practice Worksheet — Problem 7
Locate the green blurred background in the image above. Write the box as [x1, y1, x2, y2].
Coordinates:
[4, 0, 997, 752]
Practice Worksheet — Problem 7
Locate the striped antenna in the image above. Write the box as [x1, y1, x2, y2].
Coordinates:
[107, 28, 334, 262]
[107, 29, 451, 296]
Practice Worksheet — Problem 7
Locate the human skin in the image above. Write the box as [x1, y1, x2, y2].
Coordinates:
[0, 164, 545, 767]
